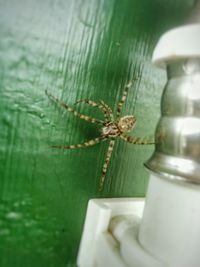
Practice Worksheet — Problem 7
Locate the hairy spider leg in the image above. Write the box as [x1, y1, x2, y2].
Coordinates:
[116, 81, 133, 118]
[99, 138, 115, 191]
[120, 134, 154, 145]
[46, 91, 104, 125]
[99, 100, 114, 121]
[51, 136, 108, 149]
[74, 99, 114, 122]
[116, 78, 140, 118]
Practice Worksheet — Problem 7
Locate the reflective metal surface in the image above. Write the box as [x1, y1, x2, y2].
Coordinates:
[145, 59, 200, 183]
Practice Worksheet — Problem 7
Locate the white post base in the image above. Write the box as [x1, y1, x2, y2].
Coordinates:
[77, 198, 163, 267]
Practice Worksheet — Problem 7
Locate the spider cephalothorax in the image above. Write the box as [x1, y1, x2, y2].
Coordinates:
[46, 80, 154, 191]
[102, 122, 119, 137]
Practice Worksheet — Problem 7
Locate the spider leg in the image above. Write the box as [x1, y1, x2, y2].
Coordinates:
[120, 134, 154, 145]
[74, 99, 114, 122]
[75, 99, 101, 108]
[51, 136, 108, 149]
[99, 100, 114, 121]
[116, 79, 138, 118]
[46, 91, 104, 125]
[99, 138, 115, 191]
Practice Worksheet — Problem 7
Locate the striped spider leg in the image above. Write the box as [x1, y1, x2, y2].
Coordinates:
[51, 135, 109, 149]
[116, 80, 133, 118]
[74, 99, 114, 122]
[45, 90, 104, 125]
[98, 138, 116, 191]
[119, 134, 154, 145]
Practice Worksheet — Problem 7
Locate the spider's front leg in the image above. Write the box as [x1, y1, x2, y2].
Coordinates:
[116, 77, 141, 118]
[116, 80, 136, 118]
[45, 90, 104, 125]
[99, 138, 116, 191]
[120, 134, 154, 145]
[74, 98, 114, 122]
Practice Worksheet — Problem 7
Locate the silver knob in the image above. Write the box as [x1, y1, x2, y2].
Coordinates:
[145, 24, 200, 184]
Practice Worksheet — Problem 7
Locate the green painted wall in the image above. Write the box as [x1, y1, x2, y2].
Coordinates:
[0, 0, 194, 266]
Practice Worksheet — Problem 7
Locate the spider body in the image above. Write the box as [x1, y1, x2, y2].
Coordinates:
[101, 116, 136, 138]
[46, 80, 154, 191]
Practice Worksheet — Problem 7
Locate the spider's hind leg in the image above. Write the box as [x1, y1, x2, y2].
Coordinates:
[51, 136, 108, 150]
[120, 134, 154, 145]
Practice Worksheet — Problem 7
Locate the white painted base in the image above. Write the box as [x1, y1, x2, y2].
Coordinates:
[77, 198, 163, 267]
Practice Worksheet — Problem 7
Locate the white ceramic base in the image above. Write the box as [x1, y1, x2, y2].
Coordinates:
[77, 198, 163, 267]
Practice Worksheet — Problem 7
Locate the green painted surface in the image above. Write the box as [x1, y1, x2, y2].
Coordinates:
[0, 0, 194, 266]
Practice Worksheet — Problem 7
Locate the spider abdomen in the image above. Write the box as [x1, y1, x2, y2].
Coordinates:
[118, 115, 136, 133]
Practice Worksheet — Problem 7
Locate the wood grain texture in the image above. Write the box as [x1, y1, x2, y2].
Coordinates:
[0, 0, 195, 266]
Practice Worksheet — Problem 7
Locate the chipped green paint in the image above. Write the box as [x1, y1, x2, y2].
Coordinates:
[0, 0, 195, 266]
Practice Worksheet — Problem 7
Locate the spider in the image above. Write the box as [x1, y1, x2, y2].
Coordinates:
[46, 79, 154, 191]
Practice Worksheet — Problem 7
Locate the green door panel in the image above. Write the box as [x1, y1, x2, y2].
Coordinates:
[0, 0, 195, 266]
